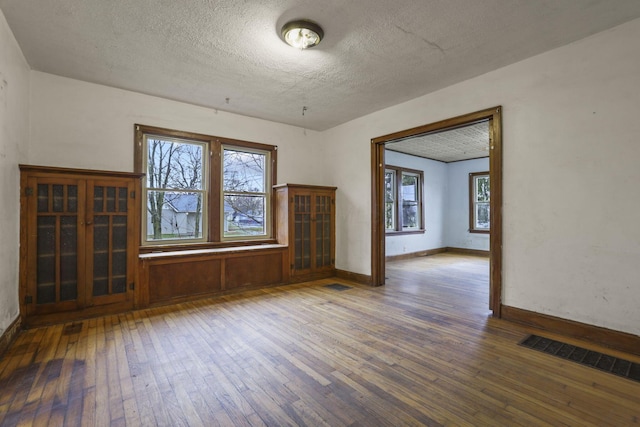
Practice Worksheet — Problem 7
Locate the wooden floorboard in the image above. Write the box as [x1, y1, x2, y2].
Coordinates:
[1, 253, 639, 426]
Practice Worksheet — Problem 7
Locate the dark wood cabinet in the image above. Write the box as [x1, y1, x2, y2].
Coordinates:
[274, 184, 336, 281]
[20, 165, 142, 325]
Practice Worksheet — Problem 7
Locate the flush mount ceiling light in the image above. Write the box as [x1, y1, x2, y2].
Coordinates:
[281, 20, 324, 49]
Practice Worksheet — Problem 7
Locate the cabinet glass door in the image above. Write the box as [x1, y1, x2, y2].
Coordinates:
[28, 177, 84, 314]
[87, 181, 132, 306]
[315, 194, 333, 268]
[293, 195, 312, 270]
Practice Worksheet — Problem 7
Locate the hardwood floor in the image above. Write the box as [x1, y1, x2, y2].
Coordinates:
[1, 253, 639, 426]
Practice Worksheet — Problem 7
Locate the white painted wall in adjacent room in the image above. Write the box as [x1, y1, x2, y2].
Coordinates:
[385, 150, 447, 257]
[324, 18, 640, 336]
[446, 157, 490, 251]
[29, 72, 324, 186]
[0, 9, 29, 336]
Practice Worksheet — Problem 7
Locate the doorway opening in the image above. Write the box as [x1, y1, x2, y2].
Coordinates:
[371, 107, 502, 316]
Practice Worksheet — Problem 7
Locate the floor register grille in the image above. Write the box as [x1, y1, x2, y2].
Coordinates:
[520, 334, 640, 383]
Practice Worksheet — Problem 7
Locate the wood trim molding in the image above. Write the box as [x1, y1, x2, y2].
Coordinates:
[445, 247, 490, 257]
[0, 316, 22, 358]
[336, 269, 372, 286]
[501, 305, 640, 357]
[386, 248, 448, 262]
[385, 247, 488, 262]
[371, 106, 503, 312]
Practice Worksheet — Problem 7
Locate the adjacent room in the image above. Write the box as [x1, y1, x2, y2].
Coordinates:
[1, 1, 639, 425]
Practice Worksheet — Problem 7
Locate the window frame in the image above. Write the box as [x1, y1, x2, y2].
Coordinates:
[134, 124, 277, 249]
[385, 165, 425, 235]
[141, 134, 209, 245]
[469, 171, 490, 234]
[221, 144, 272, 241]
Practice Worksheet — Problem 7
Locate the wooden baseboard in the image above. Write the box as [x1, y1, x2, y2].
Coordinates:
[335, 269, 373, 286]
[0, 316, 22, 357]
[386, 247, 447, 262]
[385, 247, 489, 262]
[445, 247, 490, 257]
[501, 305, 640, 357]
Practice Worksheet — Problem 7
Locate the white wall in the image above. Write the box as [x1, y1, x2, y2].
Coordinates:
[0, 10, 29, 335]
[324, 18, 640, 336]
[385, 150, 447, 256]
[446, 158, 490, 251]
[29, 72, 324, 186]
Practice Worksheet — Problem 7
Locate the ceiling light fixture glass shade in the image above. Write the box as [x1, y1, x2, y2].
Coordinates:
[281, 20, 323, 49]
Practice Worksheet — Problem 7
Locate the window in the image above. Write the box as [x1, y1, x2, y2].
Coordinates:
[143, 135, 207, 243]
[469, 171, 490, 233]
[222, 146, 270, 239]
[385, 166, 424, 233]
[135, 125, 276, 246]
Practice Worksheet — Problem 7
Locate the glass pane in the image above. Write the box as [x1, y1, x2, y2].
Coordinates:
[146, 191, 204, 241]
[316, 213, 331, 267]
[112, 215, 127, 294]
[475, 203, 490, 230]
[223, 195, 265, 237]
[401, 174, 418, 202]
[475, 176, 490, 202]
[294, 195, 310, 213]
[37, 216, 56, 304]
[52, 185, 64, 212]
[146, 137, 204, 190]
[112, 277, 127, 294]
[60, 216, 77, 301]
[93, 216, 109, 296]
[37, 184, 49, 212]
[93, 186, 104, 213]
[294, 211, 311, 271]
[401, 173, 420, 229]
[118, 187, 128, 212]
[67, 185, 78, 212]
[112, 215, 127, 250]
[402, 201, 419, 229]
[93, 279, 109, 297]
[106, 186, 116, 212]
[385, 171, 396, 230]
[223, 149, 266, 192]
[302, 215, 311, 269]
[294, 214, 303, 268]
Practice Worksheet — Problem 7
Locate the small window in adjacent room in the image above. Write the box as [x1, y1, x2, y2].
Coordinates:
[470, 171, 490, 233]
[384, 170, 397, 231]
[385, 166, 424, 233]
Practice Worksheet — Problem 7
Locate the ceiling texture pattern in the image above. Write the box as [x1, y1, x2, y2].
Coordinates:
[2, 0, 640, 131]
[386, 121, 489, 163]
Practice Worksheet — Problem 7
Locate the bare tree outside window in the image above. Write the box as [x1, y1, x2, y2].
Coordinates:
[223, 148, 269, 238]
[145, 137, 206, 241]
[469, 172, 490, 233]
[137, 125, 276, 246]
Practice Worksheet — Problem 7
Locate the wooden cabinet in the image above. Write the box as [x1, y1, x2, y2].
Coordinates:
[20, 165, 142, 325]
[274, 184, 336, 280]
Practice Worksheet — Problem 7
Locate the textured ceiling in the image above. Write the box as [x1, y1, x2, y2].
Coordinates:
[386, 121, 489, 163]
[2, 1, 640, 131]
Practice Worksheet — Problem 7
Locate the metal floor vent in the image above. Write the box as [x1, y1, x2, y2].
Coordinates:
[520, 334, 640, 383]
[324, 283, 352, 291]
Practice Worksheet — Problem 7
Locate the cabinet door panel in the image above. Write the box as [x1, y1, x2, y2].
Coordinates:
[27, 177, 85, 314]
[86, 180, 134, 306]
[314, 194, 333, 269]
[293, 195, 312, 271]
